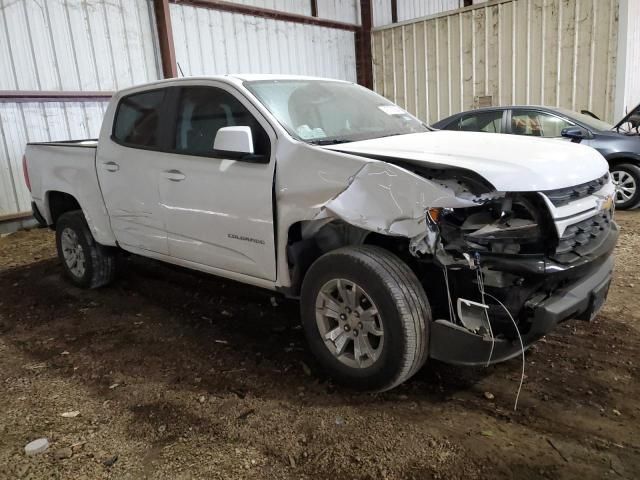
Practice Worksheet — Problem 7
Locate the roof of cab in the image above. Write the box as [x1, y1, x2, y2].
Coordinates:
[115, 74, 352, 96]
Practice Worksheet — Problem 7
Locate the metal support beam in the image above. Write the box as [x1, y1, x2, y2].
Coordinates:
[154, 0, 178, 78]
[310, 0, 318, 17]
[171, 0, 359, 31]
[390, 0, 398, 23]
[0, 91, 112, 103]
[356, 0, 373, 88]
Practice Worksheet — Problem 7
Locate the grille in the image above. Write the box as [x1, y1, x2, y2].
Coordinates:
[551, 211, 612, 263]
[543, 173, 609, 207]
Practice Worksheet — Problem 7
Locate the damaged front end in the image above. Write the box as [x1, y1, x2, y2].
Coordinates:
[418, 190, 617, 366]
[301, 150, 617, 366]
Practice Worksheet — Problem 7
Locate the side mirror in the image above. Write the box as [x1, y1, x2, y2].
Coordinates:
[561, 126, 590, 142]
[214, 126, 254, 154]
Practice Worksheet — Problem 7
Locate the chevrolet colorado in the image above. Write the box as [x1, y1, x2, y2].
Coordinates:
[24, 75, 618, 391]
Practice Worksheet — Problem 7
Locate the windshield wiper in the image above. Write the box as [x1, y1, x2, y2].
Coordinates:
[309, 139, 352, 145]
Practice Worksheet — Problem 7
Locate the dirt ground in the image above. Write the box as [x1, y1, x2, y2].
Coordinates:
[0, 212, 638, 480]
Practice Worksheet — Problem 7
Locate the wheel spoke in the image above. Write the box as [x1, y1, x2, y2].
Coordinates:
[353, 335, 363, 365]
[337, 279, 357, 309]
[362, 320, 383, 336]
[333, 331, 350, 356]
[324, 326, 343, 342]
[354, 335, 374, 366]
[319, 292, 342, 315]
[335, 279, 347, 303]
[359, 306, 378, 322]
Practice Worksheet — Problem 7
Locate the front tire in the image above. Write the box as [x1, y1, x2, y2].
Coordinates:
[611, 163, 640, 209]
[300, 246, 430, 392]
[55, 210, 117, 288]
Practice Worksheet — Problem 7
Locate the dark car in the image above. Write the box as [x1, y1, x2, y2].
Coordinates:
[432, 104, 640, 209]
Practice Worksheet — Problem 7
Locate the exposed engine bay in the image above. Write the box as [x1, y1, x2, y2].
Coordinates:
[410, 182, 616, 368]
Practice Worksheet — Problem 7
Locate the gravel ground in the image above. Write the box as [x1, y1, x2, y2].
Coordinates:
[0, 211, 639, 479]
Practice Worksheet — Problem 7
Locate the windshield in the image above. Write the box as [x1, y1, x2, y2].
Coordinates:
[555, 108, 614, 131]
[244, 79, 428, 144]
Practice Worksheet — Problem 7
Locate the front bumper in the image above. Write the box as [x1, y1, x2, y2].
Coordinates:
[429, 224, 617, 366]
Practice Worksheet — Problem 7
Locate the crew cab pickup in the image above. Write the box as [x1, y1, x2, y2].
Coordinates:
[24, 75, 618, 391]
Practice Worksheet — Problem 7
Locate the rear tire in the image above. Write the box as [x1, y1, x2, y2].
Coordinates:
[300, 246, 430, 392]
[610, 163, 640, 210]
[55, 210, 117, 288]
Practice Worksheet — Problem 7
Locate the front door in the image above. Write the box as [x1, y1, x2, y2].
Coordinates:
[158, 84, 277, 281]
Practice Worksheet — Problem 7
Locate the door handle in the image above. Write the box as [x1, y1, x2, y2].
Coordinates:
[162, 169, 186, 182]
[102, 161, 119, 172]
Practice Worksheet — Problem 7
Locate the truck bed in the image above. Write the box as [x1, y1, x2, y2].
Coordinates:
[24, 139, 116, 245]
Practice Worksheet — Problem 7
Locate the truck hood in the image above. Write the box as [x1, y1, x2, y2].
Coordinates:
[324, 131, 609, 192]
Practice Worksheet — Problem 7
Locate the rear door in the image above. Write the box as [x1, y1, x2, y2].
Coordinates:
[158, 82, 277, 281]
[97, 88, 173, 255]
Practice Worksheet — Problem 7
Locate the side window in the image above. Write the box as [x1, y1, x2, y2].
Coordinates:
[174, 87, 270, 157]
[511, 110, 573, 137]
[458, 111, 503, 132]
[113, 89, 166, 147]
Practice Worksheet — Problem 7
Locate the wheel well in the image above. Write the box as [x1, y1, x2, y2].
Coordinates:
[607, 157, 640, 168]
[285, 220, 411, 297]
[47, 191, 81, 228]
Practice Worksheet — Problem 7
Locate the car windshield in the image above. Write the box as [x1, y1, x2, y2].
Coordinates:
[555, 108, 614, 131]
[244, 79, 429, 144]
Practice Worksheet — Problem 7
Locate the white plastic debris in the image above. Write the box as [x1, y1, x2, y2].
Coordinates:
[25, 438, 49, 456]
[60, 410, 80, 418]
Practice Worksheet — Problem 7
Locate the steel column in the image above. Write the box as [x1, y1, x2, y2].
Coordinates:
[356, 0, 373, 88]
[154, 0, 178, 78]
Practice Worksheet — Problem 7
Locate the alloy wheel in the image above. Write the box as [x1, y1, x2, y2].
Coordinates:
[315, 278, 384, 369]
[60, 227, 86, 278]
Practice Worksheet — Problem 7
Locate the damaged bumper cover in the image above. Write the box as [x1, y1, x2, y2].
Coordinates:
[429, 222, 618, 366]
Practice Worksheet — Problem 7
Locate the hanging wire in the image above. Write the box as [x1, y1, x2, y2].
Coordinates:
[475, 266, 496, 367]
[484, 292, 526, 412]
[442, 266, 456, 324]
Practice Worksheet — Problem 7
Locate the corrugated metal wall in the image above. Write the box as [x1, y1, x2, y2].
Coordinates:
[317, 0, 360, 24]
[621, 0, 640, 115]
[372, 0, 464, 26]
[0, 101, 108, 217]
[170, 3, 357, 81]
[0, 0, 160, 91]
[0, 0, 161, 217]
[224, 0, 311, 16]
[372, 0, 620, 124]
[212, 0, 360, 24]
[397, 0, 464, 21]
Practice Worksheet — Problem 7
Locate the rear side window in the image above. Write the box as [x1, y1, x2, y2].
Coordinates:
[458, 111, 503, 132]
[174, 86, 270, 157]
[113, 89, 166, 147]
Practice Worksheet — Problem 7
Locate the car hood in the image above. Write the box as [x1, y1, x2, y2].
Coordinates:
[613, 102, 640, 130]
[324, 131, 609, 192]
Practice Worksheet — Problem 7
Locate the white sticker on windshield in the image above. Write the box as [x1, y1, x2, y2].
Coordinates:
[378, 105, 407, 115]
[296, 124, 326, 140]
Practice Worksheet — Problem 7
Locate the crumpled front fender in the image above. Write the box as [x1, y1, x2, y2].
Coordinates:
[318, 162, 487, 237]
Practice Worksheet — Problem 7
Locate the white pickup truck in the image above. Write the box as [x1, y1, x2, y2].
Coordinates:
[24, 75, 618, 391]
